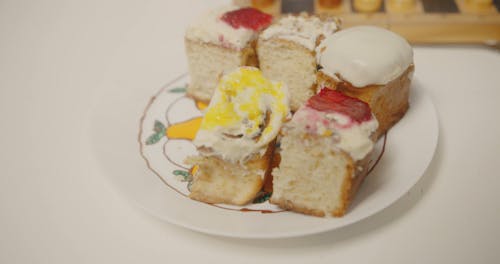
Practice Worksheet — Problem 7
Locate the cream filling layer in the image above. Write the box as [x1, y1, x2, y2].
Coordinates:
[260, 15, 338, 51]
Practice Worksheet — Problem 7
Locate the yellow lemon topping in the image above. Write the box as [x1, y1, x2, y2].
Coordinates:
[201, 67, 287, 138]
[194, 67, 289, 163]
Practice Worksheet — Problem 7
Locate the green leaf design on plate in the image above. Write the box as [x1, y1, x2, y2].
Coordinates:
[169, 87, 186, 93]
[154, 120, 165, 133]
[145, 120, 166, 145]
[252, 192, 272, 204]
[145, 132, 164, 145]
[173, 170, 192, 182]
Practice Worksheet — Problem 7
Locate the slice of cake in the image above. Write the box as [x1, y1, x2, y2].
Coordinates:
[316, 25, 414, 138]
[258, 14, 339, 111]
[185, 6, 273, 102]
[271, 88, 378, 217]
[186, 67, 289, 205]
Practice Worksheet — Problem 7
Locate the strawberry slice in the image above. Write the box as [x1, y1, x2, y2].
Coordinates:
[307, 88, 373, 123]
[220, 7, 273, 31]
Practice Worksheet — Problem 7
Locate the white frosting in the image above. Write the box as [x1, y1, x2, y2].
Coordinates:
[317, 26, 413, 87]
[290, 106, 378, 161]
[185, 5, 260, 50]
[260, 15, 338, 51]
[334, 115, 378, 161]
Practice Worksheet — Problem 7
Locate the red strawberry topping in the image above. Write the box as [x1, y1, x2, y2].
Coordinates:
[221, 7, 273, 31]
[307, 88, 373, 123]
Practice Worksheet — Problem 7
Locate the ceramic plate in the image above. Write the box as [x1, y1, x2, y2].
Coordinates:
[90, 73, 438, 239]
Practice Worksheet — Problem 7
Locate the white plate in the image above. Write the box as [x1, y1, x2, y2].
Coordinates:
[90, 73, 438, 239]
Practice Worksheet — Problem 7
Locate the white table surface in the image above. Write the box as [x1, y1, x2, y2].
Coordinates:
[1, 0, 500, 263]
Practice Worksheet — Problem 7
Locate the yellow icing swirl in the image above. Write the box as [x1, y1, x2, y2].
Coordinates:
[195, 67, 289, 163]
[201, 67, 287, 138]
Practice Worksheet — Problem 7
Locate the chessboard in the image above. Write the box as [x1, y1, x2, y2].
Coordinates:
[236, 0, 500, 46]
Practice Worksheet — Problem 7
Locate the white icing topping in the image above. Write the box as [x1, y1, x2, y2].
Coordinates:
[317, 26, 413, 87]
[260, 15, 338, 50]
[289, 106, 378, 161]
[335, 116, 378, 161]
[185, 5, 259, 50]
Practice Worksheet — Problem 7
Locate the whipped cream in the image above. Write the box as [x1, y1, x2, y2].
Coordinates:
[289, 106, 378, 161]
[317, 26, 413, 87]
[185, 5, 260, 50]
[260, 15, 339, 51]
[193, 67, 289, 163]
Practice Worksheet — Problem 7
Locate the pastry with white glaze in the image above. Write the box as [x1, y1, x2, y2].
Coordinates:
[257, 14, 339, 111]
[185, 5, 273, 102]
[317, 25, 414, 138]
[186, 67, 289, 205]
[271, 88, 378, 217]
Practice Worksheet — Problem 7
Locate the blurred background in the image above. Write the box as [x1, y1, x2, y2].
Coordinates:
[234, 0, 500, 47]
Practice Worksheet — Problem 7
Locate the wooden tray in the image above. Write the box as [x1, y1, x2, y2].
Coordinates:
[237, 0, 500, 46]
